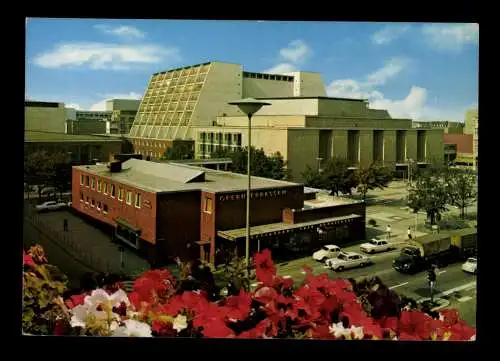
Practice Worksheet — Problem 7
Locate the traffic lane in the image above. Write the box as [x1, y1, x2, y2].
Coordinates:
[447, 289, 476, 327]
[383, 264, 476, 300]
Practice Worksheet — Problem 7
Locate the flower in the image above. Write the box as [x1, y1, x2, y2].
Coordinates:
[201, 318, 235, 338]
[253, 249, 277, 286]
[23, 252, 36, 268]
[113, 320, 152, 337]
[65, 293, 86, 309]
[172, 314, 188, 333]
[222, 290, 252, 321]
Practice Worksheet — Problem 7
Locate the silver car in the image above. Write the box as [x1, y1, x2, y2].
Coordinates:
[325, 252, 373, 272]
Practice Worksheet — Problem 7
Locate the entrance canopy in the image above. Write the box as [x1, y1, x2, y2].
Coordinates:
[217, 214, 361, 242]
[115, 217, 141, 233]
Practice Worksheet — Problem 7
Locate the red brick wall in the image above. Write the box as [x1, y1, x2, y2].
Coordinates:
[200, 191, 216, 256]
[215, 186, 304, 231]
[71, 167, 157, 243]
[156, 191, 201, 262]
[444, 134, 473, 154]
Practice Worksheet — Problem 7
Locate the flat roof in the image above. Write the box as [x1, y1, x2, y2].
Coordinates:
[25, 130, 123, 143]
[217, 214, 361, 241]
[75, 158, 300, 193]
[256, 96, 367, 102]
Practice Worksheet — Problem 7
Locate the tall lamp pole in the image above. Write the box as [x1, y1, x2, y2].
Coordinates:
[228, 98, 270, 268]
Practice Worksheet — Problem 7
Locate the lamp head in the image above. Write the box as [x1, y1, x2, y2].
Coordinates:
[228, 98, 271, 117]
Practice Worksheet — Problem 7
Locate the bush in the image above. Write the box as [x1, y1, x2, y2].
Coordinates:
[368, 219, 378, 227]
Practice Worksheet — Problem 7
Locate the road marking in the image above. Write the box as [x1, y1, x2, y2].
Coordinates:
[418, 281, 476, 303]
[438, 270, 446, 275]
[389, 282, 408, 289]
[458, 296, 473, 302]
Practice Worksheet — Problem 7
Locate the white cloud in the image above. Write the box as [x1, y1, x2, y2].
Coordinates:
[326, 57, 468, 121]
[365, 57, 410, 86]
[372, 25, 410, 45]
[94, 24, 145, 38]
[279, 40, 312, 64]
[66, 103, 82, 110]
[264, 63, 297, 74]
[421, 23, 479, 52]
[90, 92, 143, 111]
[33, 42, 181, 70]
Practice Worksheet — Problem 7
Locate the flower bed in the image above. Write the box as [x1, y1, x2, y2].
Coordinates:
[22, 245, 475, 340]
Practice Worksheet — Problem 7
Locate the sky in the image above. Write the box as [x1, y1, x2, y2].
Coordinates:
[25, 19, 479, 121]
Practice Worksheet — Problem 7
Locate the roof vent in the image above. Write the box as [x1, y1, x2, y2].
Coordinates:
[109, 161, 122, 173]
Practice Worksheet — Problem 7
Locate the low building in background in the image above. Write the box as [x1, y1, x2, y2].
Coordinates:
[65, 109, 112, 135]
[106, 99, 141, 135]
[444, 133, 474, 167]
[25, 101, 66, 133]
[412, 120, 465, 134]
[25, 130, 123, 164]
[71, 158, 365, 266]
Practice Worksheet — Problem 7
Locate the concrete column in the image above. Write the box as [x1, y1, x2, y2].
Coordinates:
[383, 130, 397, 165]
[332, 130, 348, 159]
[406, 130, 418, 161]
[359, 130, 374, 167]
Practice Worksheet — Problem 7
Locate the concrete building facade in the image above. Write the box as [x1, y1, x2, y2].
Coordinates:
[72, 159, 365, 266]
[195, 97, 444, 181]
[25, 101, 66, 133]
[65, 109, 112, 135]
[413, 120, 465, 134]
[127, 61, 327, 158]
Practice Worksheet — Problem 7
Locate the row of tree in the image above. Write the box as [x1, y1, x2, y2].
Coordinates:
[301, 157, 394, 201]
[408, 166, 477, 224]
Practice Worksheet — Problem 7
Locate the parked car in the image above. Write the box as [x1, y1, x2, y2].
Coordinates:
[35, 201, 68, 212]
[461, 257, 477, 274]
[360, 239, 396, 254]
[325, 252, 373, 272]
[313, 245, 342, 262]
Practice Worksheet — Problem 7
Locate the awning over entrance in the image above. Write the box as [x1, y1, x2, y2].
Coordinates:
[115, 217, 141, 233]
[217, 214, 361, 241]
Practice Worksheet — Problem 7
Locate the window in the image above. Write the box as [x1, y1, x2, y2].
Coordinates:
[86, 196, 89, 204]
[103, 182, 108, 195]
[80, 175, 84, 185]
[126, 191, 132, 205]
[97, 201, 101, 210]
[111, 184, 116, 198]
[80, 192, 83, 201]
[103, 204, 108, 214]
[118, 188, 123, 201]
[203, 197, 213, 214]
[85, 175, 90, 187]
[97, 180, 102, 192]
[91, 177, 95, 190]
[91, 199, 95, 207]
[135, 193, 141, 208]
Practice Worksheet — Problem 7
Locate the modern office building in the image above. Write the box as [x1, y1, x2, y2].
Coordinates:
[127, 61, 326, 158]
[195, 97, 445, 181]
[72, 158, 365, 266]
[25, 101, 66, 133]
[106, 99, 141, 135]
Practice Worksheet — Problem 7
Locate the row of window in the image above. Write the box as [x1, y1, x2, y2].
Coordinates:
[80, 174, 142, 208]
[80, 193, 109, 214]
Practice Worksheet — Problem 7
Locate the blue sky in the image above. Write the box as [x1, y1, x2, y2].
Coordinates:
[26, 19, 478, 121]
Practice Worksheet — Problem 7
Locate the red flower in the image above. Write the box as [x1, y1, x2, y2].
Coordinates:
[23, 252, 36, 268]
[253, 286, 279, 305]
[439, 309, 459, 326]
[445, 320, 476, 341]
[399, 331, 421, 340]
[271, 275, 294, 291]
[310, 324, 335, 340]
[378, 316, 399, 332]
[128, 291, 142, 309]
[133, 277, 157, 304]
[398, 311, 436, 340]
[222, 290, 252, 321]
[152, 320, 176, 337]
[201, 318, 235, 338]
[159, 295, 186, 316]
[254, 249, 277, 286]
[357, 318, 383, 339]
[53, 320, 66, 336]
[65, 293, 86, 309]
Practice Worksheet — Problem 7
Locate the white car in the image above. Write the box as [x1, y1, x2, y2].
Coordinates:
[313, 245, 342, 262]
[360, 239, 395, 254]
[461, 257, 477, 274]
[35, 201, 68, 212]
[325, 252, 372, 272]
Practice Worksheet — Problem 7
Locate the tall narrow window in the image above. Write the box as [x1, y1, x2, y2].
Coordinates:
[97, 180, 102, 192]
[85, 175, 89, 187]
[80, 192, 83, 201]
[80, 175, 84, 186]
[203, 197, 213, 214]
[118, 188, 123, 201]
[135, 193, 141, 208]
[103, 182, 108, 195]
[111, 184, 116, 198]
[103, 204, 108, 214]
[91, 177, 95, 190]
[126, 191, 132, 205]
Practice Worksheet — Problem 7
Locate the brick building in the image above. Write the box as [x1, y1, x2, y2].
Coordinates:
[72, 159, 365, 266]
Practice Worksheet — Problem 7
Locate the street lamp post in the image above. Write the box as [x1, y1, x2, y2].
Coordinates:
[228, 98, 271, 268]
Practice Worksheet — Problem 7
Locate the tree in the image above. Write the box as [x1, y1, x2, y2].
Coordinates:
[24, 151, 70, 199]
[408, 173, 449, 225]
[302, 157, 358, 196]
[210, 147, 289, 180]
[161, 142, 195, 161]
[355, 163, 393, 201]
[445, 169, 477, 219]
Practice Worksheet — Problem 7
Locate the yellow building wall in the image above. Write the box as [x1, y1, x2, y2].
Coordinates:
[359, 130, 373, 167]
[332, 130, 348, 159]
[425, 130, 445, 164]
[287, 129, 319, 181]
[25, 105, 66, 133]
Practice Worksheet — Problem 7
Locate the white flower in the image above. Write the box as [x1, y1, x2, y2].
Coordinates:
[84, 289, 130, 310]
[349, 325, 364, 340]
[328, 322, 364, 340]
[70, 305, 88, 328]
[470, 334, 476, 341]
[329, 322, 347, 338]
[172, 314, 188, 333]
[113, 320, 152, 337]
